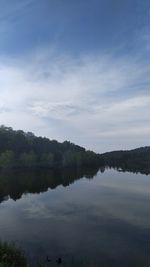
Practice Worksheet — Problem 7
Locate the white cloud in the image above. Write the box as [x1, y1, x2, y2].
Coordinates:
[0, 50, 149, 152]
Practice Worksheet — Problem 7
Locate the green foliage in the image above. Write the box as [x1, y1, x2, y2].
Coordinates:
[62, 150, 77, 167]
[0, 125, 103, 169]
[0, 151, 15, 168]
[20, 151, 37, 167]
[0, 241, 150, 267]
[0, 242, 28, 267]
[102, 147, 150, 174]
[39, 153, 54, 167]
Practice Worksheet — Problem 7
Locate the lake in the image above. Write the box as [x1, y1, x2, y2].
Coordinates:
[0, 167, 150, 266]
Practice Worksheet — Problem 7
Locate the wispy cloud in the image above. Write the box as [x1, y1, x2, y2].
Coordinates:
[0, 49, 149, 152]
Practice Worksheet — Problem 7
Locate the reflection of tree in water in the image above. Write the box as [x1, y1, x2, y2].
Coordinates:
[102, 147, 150, 175]
[0, 161, 149, 204]
[0, 166, 102, 204]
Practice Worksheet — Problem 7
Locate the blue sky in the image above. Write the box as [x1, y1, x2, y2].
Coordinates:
[0, 0, 150, 152]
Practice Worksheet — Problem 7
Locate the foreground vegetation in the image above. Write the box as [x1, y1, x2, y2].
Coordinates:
[1, 242, 150, 267]
[0, 242, 28, 267]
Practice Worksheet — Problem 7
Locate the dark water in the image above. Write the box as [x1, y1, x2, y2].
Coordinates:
[0, 167, 150, 266]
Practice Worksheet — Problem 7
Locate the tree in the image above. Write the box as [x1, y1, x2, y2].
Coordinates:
[20, 151, 37, 167]
[0, 150, 15, 168]
[40, 153, 54, 167]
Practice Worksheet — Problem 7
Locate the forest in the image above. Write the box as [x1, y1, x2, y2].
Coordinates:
[0, 125, 149, 174]
[0, 125, 103, 169]
[102, 147, 150, 174]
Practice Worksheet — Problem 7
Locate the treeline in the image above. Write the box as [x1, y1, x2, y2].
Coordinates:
[0, 126, 103, 169]
[102, 147, 150, 174]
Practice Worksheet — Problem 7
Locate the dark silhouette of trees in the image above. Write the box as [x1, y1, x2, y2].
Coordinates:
[0, 166, 100, 203]
[102, 147, 150, 174]
[0, 125, 103, 169]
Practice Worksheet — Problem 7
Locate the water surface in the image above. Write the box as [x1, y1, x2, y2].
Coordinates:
[0, 168, 150, 266]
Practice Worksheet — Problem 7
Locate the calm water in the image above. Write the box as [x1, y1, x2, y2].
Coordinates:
[0, 168, 150, 266]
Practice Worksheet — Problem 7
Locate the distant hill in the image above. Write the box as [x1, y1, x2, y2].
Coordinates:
[0, 125, 149, 173]
[101, 147, 150, 174]
[0, 125, 103, 169]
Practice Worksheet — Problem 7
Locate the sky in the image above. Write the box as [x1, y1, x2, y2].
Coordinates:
[0, 0, 150, 153]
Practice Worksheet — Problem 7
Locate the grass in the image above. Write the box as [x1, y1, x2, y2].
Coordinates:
[0, 242, 28, 267]
[1, 242, 150, 267]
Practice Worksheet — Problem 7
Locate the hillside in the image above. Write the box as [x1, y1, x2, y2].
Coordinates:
[0, 125, 149, 174]
[0, 125, 103, 169]
[102, 147, 150, 174]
